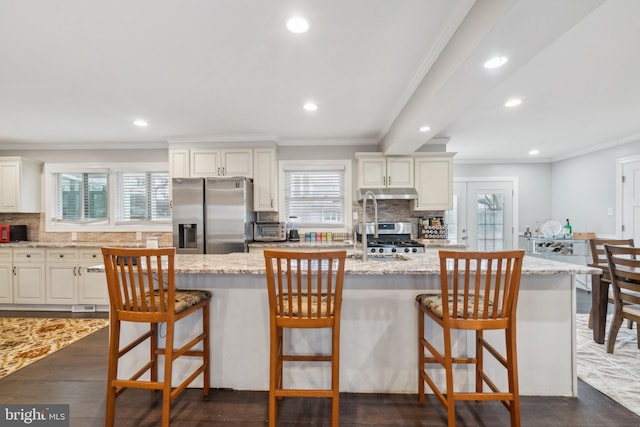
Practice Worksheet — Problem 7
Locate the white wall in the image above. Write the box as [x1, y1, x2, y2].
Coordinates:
[0, 149, 168, 163]
[6, 141, 638, 239]
[551, 139, 640, 236]
[453, 162, 552, 234]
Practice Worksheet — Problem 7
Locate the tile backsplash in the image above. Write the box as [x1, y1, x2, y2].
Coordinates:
[0, 200, 441, 244]
[0, 213, 172, 246]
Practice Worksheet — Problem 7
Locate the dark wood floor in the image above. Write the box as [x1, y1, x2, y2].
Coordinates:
[0, 290, 638, 426]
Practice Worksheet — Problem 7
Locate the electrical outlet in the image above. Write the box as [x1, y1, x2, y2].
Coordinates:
[608, 207, 614, 216]
[352, 212, 358, 220]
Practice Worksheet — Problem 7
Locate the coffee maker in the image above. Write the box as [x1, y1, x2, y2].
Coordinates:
[288, 216, 300, 242]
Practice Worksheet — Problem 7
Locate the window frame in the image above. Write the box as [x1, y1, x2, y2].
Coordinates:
[44, 162, 171, 232]
[278, 160, 352, 233]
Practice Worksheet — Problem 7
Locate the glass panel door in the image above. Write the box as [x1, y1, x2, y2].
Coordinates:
[448, 180, 514, 251]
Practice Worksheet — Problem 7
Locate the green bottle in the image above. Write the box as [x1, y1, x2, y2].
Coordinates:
[563, 219, 572, 238]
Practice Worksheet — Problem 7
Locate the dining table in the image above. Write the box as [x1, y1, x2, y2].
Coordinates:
[589, 263, 608, 344]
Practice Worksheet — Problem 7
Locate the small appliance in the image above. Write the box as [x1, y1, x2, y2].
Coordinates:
[0, 224, 28, 242]
[254, 222, 287, 242]
[9, 225, 27, 242]
[287, 216, 300, 242]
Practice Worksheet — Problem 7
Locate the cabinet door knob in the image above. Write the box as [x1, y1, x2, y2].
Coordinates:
[26, 254, 31, 258]
[60, 254, 64, 258]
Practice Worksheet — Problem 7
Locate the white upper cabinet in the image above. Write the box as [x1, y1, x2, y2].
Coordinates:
[169, 148, 253, 178]
[0, 157, 42, 213]
[413, 153, 455, 211]
[191, 149, 253, 178]
[169, 149, 190, 178]
[357, 154, 413, 189]
[253, 148, 278, 212]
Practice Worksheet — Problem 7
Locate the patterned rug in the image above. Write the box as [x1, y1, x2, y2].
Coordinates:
[576, 313, 640, 416]
[0, 317, 109, 380]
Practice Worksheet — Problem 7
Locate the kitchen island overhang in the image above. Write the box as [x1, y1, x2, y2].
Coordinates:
[100, 252, 600, 397]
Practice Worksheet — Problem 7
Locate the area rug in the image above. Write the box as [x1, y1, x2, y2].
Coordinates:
[0, 317, 109, 380]
[576, 313, 640, 416]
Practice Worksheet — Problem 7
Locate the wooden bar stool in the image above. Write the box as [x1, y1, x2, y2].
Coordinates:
[263, 249, 347, 427]
[102, 247, 211, 427]
[416, 249, 525, 427]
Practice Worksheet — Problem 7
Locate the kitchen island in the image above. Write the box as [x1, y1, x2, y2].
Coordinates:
[110, 251, 599, 397]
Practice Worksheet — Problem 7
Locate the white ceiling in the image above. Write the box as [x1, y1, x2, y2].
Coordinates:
[1, 0, 638, 162]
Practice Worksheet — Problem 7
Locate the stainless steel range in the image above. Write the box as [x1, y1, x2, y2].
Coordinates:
[357, 221, 425, 255]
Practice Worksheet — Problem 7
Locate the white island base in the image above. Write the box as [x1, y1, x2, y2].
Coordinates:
[115, 258, 580, 397]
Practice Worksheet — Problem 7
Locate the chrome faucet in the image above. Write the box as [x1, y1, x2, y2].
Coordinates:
[361, 191, 378, 261]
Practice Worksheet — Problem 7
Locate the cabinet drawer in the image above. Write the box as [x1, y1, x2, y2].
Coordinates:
[13, 249, 45, 262]
[46, 248, 79, 262]
[79, 248, 102, 263]
[0, 248, 11, 262]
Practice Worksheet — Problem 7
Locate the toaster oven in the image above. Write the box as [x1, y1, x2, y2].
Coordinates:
[254, 222, 287, 242]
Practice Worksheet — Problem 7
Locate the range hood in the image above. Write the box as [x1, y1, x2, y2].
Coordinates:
[357, 188, 418, 200]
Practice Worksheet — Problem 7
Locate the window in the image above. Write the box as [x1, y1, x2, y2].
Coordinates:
[44, 163, 170, 232]
[53, 172, 108, 224]
[115, 171, 171, 223]
[280, 160, 352, 230]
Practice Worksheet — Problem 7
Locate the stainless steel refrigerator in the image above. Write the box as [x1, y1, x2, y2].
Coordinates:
[172, 177, 255, 254]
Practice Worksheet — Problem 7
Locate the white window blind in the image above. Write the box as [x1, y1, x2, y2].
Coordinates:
[115, 171, 171, 223]
[283, 167, 345, 227]
[53, 172, 108, 223]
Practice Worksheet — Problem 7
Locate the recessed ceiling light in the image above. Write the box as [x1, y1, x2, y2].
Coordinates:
[287, 16, 309, 34]
[504, 98, 522, 108]
[418, 126, 431, 132]
[529, 149, 540, 156]
[484, 56, 508, 69]
[133, 119, 148, 127]
[303, 102, 318, 112]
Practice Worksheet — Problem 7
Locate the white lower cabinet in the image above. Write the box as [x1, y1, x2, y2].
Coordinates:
[0, 248, 13, 303]
[46, 249, 79, 304]
[13, 248, 45, 304]
[46, 248, 109, 305]
[78, 248, 108, 304]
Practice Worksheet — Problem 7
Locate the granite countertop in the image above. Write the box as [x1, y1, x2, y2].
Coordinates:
[249, 241, 352, 249]
[165, 251, 600, 276]
[0, 241, 146, 248]
[249, 240, 466, 249]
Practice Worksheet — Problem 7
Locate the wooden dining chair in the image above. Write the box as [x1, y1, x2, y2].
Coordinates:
[416, 249, 525, 427]
[102, 247, 212, 427]
[588, 238, 635, 330]
[603, 244, 640, 354]
[263, 249, 347, 427]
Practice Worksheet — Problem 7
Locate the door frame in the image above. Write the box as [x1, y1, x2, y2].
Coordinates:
[616, 154, 640, 239]
[453, 177, 519, 250]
